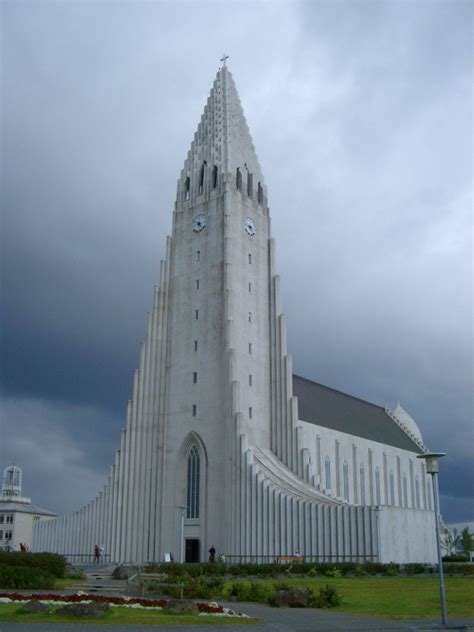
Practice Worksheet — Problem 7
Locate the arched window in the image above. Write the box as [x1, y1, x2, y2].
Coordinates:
[325, 456, 331, 491]
[257, 182, 263, 204]
[402, 473, 408, 508]
[184, 177, 190, 201]
[198, 162, 206, 195]
[343, 461, 349, 501]
[389, 470, 395, 506]
[186, 445, 200, 519]
[212, 165, 218, 189]
[375, 466, 381, 505]
[236, 167, 242, 190]
[360, 464, 366, 505]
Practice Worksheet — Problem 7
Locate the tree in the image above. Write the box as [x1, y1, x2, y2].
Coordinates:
[460, 527, 474, 556]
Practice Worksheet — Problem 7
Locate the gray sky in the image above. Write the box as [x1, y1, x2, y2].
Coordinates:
[1, 0, 472, 527]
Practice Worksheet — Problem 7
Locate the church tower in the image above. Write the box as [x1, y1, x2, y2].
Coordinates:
[33, 63, 437, 565]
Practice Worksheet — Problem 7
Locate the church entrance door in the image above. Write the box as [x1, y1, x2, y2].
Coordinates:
[185, 538, 200, 562]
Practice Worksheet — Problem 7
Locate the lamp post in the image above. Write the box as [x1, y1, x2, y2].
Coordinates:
[417, 452, 447, 627]
[176, 505, 187, 563]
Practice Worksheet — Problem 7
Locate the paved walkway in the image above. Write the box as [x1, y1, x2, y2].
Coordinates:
[0, 601, 472, 632]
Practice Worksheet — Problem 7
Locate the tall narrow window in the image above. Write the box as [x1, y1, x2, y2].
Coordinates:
[389, 470, 395, 506]
[343, 461, 349, 501]
[325, 457, 331, 491]
[248, 312, 252, 323]
[248, 282, 252, 292]
[248, 254, 252, 264]
[184, 177, 190, 201]
[195, 309, 199, 320]
[360, 464, 366, 504]
[192, 404, 197, 417]
[236, 167, 242, 190]
[194, 340, 198, 351]
[212, 165, 218, 189]
[196, 251, 200, 262]
[415, 476, 420, 509]
[248, 342, 252, 354]
[249, 374, 252, 386]
[257, 182, 263, 204]
[427, 481, 432, 511]
[196, 280, 200, 290]
[193, 372, 197, 384]
[375, 466, 381, 505]
[247, 172, 253, 197]
[249, 407, 253, 419]
[186, 445, 200, 519]
[198, 162, 206, 195]
[403, 474, 408, 507]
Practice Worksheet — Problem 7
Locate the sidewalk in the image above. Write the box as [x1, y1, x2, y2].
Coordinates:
[0, 601, 473, 632]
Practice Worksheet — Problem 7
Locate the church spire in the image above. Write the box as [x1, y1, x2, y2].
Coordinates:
[176, 65, 266, 210]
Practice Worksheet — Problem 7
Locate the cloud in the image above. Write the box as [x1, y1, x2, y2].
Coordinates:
[0, 396, 119, 514]
[1, 1, 472, 523]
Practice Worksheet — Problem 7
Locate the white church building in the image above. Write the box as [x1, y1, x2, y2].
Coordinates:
[33, 65, 437, 564]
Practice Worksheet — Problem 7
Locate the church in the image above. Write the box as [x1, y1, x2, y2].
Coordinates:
[33, 64, 437, 564]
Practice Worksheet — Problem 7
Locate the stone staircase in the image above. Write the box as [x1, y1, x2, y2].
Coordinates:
[68, 565, 127, 596]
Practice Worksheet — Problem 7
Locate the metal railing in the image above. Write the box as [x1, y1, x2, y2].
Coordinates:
[62, 553, 112, 564]
[222, 554, 378, 564]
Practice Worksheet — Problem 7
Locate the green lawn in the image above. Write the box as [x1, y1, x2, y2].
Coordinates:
[224, 576, 474, 619]
[0, 603, 259, 625]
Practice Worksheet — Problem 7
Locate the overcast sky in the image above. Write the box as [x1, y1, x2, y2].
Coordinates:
[1, 1, 472, 528]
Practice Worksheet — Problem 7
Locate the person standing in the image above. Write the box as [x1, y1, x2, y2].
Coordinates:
[93, 544, 100, 564]
[208, 545, 216, 563]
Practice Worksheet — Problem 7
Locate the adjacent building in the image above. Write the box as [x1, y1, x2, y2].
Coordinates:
[0, 465, 56, 552]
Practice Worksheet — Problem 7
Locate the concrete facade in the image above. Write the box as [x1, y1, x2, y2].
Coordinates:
[33, 67, 437, 564]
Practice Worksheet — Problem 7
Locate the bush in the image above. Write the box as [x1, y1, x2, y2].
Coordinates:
[443, 555, 469, 563]
[324, 567, 341, 578]
[443, 563, 474, 576]
[384, 563, 400, 576]
[313, 584, 343, 608]
[226, 580, 271, 602]
[0, 552, 66, 578]
[404, 563, 425, 575]
[0, 564, 55, 589]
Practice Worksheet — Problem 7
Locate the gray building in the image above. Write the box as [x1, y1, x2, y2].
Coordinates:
[0, 465, 56, 552]
[33, 65, 437, 564]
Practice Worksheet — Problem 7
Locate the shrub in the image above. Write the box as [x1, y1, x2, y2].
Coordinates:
[324, 567, 341, 578]
[354, 565, 367, 576]
[0, 552, 66, 578]
[443, 563, 474, 576]
[0, 564, 55, 589]
[404, 563, 425, 575]
[313, 584, 342, 608]
[384, 563, 400, 576]
[443, 555, 469, 563]
[226, 580, 271, 602]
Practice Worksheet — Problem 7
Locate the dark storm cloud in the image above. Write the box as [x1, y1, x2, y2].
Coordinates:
[1, 1, 472, 523]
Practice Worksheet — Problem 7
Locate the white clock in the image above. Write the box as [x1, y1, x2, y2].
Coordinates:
[244, 217, 256, 236]
[192, 214, 207, 232]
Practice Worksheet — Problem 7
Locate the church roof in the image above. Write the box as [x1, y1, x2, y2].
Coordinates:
[293, 374, 424, 453]
[0, 500, 56, 517]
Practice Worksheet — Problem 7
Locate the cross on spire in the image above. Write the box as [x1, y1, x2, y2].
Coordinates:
[220, 54, 229, 68]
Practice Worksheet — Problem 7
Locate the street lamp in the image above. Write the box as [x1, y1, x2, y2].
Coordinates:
[417, 452, 447, 627]
[176, 506, 187, 563]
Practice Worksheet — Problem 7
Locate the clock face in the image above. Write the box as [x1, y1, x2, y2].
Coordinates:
[192, 214, 207, 232]
[244, 217, 256, 236]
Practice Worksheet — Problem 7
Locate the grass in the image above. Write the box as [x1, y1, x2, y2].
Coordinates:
[223, 576, 474, 620]
[0, 603, 259, 625]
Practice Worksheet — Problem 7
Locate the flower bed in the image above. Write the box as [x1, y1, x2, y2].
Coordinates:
[0, 592, 248, 617]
